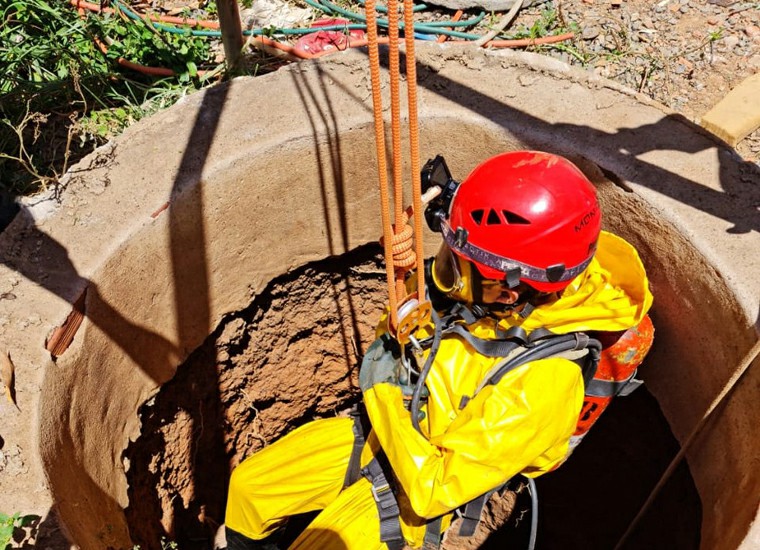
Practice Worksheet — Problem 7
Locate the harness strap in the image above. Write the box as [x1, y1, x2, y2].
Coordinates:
[362, 454, 405, 550]
[443, 324, 522, 357]
[586, 370, 643, 397]
[423, 516, 444, 549]
[457, 492, 490, 536]
[343, 406, 367, 488]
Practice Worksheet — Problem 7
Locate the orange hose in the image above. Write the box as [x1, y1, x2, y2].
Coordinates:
[80, 4, 179, 77]
[472, 32, 575, 48]
[437, 10, 463, 43]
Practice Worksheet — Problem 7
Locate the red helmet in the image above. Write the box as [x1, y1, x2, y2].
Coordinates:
[440, 151, 601, 293]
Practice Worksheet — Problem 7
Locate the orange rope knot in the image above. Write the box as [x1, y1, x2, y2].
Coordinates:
[380, 212, 416, 269]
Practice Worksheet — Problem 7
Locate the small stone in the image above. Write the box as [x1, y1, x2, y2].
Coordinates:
[518, 74, 539, 87]
[744, 25, 760, 39]
[680, 4, 689, 12]
[582, 26, 601, 40]
[707, 15, 720, 25]
[724, 35, 740, 49]
[748, 55, 760, 70]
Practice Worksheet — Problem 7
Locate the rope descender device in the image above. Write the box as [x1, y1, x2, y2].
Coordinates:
[364, 0, 434, 345]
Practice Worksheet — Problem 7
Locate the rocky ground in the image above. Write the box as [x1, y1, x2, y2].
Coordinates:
[495, 0, 760, 161]
[167, 0, 760, 162]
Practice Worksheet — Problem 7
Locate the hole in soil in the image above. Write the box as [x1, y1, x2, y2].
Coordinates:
[124, 245, 701, 550]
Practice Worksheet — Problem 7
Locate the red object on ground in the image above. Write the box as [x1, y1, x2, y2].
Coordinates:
[295, 18, 366, 54]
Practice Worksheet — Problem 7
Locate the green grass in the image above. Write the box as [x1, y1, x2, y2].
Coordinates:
[0, 0, 220, 195]
[0, 512, 37, 547]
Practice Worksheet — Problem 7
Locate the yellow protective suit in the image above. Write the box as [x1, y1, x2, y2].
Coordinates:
[225, 231, 653, 548]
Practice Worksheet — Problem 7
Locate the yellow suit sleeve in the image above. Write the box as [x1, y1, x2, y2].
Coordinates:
[362, 357, 584, 519]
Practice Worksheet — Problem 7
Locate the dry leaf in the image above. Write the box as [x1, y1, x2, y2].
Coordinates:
[0, 351, 17, 407]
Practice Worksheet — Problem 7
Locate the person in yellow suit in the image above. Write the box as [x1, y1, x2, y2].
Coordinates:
[223, 151, 654, 550]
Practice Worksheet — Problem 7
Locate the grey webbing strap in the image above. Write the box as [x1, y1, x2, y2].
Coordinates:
[448, 303, 479, 325]
[458, 492, 490, 536]
[423, 516, 444, 549]
[343, 408, 366, 489]
[586, 371, 643, 397]
[443, 324, 521, 358]
[362, 456, 404, 550]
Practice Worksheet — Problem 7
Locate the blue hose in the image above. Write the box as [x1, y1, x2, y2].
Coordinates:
[307, 0, 483, 39]
[112, 0, 483, 40]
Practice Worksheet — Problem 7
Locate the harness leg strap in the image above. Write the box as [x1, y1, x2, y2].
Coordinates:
[423, 515, 443, 549]
[457, 492, 490, 536]
[343, 406, 366, 488]
[362, 455, 405, 550]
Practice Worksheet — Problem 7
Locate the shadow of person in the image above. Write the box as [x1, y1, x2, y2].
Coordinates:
[0, 205, 181, 384]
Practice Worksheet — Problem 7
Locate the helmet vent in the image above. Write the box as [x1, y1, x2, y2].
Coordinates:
[470, 209, 485, 225]
[502, 210, 531, 225]
[486, 209, 502, 225]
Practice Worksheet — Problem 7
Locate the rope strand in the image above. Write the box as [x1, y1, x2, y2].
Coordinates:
[366, 0, 428, 333]
[403, 0, 425, 300]
[364, 0, 399, 327]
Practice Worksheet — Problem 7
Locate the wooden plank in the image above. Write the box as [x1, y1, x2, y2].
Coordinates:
[700, 73, 760, 147]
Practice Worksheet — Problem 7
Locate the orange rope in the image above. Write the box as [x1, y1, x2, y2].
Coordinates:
[366, 0, 430, 327]
[365, 0, 399, 328]
[403, 0, 425, 301]
[386, 0, 409, 301]
[383, 212, 416, 268]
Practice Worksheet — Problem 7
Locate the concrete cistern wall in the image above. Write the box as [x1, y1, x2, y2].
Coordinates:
[0, 45, 757, 548]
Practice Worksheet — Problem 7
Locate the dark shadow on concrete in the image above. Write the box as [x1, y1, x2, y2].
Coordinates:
[0, 207, 180, 383]
[122, 83, 231, 546]
[0, 84, 230, 547]
[533, 387, 701, 550]
[291, 64, 367, 363]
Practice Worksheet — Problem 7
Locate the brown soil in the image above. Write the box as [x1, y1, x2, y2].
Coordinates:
[124, 245, 387, 547]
